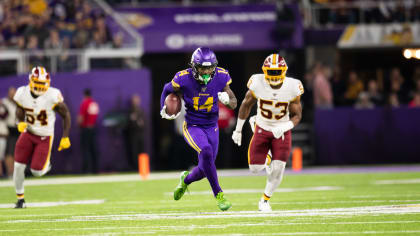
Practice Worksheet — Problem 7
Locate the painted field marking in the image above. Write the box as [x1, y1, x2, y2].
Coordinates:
[0, 199, 105, 209]
[3, 204, 420, 223]
[374, 179, 420, 185]
[164, 186, 342, 195]
[1, 222, 420, 234]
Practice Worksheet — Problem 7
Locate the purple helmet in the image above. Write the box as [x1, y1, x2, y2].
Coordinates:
[190, 47, 218, 85]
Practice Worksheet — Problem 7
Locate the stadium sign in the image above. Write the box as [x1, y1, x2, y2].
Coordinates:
[116, 4, 302, 53]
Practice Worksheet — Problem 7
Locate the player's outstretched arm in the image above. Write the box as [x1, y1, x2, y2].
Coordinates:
[221, 84, 237, 109]
[54, 102, 71, 152]
[16, 105, 27, 132]
[232, 90, 257, 146]
[238, 90, 257, 120]
[289, 96, 302, 127]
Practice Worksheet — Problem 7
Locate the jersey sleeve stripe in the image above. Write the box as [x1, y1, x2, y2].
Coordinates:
[226, 79, 232, 85]
[172, 80, 180, 88]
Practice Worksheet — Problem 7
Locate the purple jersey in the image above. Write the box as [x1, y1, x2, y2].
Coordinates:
[171, 67, 232, 126]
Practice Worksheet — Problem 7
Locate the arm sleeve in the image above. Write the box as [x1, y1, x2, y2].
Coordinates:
[295, 80, 304, 97]
[160, 82, 175, 110]
[246, 75, 257, 98]
[52, 89, 64, 109]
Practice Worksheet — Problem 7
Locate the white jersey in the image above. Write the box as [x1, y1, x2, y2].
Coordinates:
[14, 85, 64, 136]
[247, 74, 304, 132]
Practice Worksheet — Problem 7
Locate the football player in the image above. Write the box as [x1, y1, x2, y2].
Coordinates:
[160, 47, 237, 211]
[232, 54, 304, 212]
[13, 66, 71, 208]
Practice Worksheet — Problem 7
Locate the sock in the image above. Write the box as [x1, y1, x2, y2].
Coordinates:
[264, 160, 286, 198]
[263, 193, 270, 202]
[13, 162, 26, 197]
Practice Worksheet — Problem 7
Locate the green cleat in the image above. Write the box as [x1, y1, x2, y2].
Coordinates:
[174, 171, 189, 200]
[216, 192, 232, 211]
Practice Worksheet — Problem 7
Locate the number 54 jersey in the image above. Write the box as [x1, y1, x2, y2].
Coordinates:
[14, 85, 64, 136]
[247, 74, 304, 132]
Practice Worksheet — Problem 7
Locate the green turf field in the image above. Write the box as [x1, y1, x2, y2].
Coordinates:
[1, 170, 420, 235]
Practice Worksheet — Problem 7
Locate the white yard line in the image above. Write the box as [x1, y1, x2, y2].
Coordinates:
[164, 186, 342, 195]
[1, 222, 420, 234]
[374, 179, 420, 185]
[0, 199, 105, 209]
[3, 204, 420, 223]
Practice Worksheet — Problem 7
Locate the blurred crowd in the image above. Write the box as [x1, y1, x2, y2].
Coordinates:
[311, 0, 420, 25]
[0, 0, 121, 51]
[302, 63, 420, 121]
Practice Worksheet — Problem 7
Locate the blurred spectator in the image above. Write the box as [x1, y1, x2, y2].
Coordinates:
[343, 70, 364, 106]
[328, 0, 357, 24]
[0, 100, 9, 178]
[389, 67, 409, 103]
[78, 88, 100, 174]
[2, 87, 17, 178]
[125, 94, 146, 170]
[354, 91, 374, 109]
[366, 80, 384, 106]
[331, 65, 346, 106]
[313, 62, 333, 109]
[216, 103, 235, 168]
[408, 92, 420, 108]
[387, 92, 400, 108]
[44, 29, 62, 50]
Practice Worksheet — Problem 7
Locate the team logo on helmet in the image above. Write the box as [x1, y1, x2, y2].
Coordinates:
[29, 66, 50, 96]
[190, 47, 218, 85]
[262, 54, 288, 86]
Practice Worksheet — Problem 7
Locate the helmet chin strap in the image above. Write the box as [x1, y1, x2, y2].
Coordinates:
[200, 74, 211, 85]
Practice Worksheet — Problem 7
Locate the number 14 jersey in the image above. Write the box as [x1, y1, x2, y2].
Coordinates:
[14, 85, 64, 136]
[247, 74, 304, 132]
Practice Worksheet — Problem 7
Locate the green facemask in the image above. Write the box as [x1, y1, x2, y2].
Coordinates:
[201, 74, 210, 85]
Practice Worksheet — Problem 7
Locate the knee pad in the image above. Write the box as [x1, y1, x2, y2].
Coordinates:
[249, 164, 265, 174]
[270, 160, 286, 178]
[30, 164, 51, 177]
[14, 162, 27, 171]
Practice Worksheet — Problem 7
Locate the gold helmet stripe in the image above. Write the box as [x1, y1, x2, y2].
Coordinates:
[272, 54, 277, 66]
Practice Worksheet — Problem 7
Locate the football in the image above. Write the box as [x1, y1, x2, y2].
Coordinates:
[165, 93, 181, 115]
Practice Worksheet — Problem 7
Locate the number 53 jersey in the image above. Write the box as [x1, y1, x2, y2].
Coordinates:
[14, 85, 64, 136]
[247, 74, 304, 132]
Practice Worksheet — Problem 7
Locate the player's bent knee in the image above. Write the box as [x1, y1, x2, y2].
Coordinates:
[30, 168, 48, 177]
[200, 146, 213, 160]
[249, 164, 265, 174]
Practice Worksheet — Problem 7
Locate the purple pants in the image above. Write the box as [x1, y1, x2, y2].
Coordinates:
[182, 121, 222, 196]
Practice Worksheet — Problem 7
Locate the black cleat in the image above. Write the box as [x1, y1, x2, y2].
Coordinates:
[14, 199, 26, 209]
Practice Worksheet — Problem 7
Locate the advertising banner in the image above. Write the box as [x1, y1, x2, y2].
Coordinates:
[116, 4, 303, 53]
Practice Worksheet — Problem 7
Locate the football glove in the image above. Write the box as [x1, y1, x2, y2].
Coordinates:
[160, 105, 180, 120]
[17, 122, 27, 133]
[217, 92, 229, 105]
[58, 137, 71, 151]
[232, 130, 242, 146]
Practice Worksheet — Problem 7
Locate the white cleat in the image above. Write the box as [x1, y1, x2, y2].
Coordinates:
[258, 199, 272, 212]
